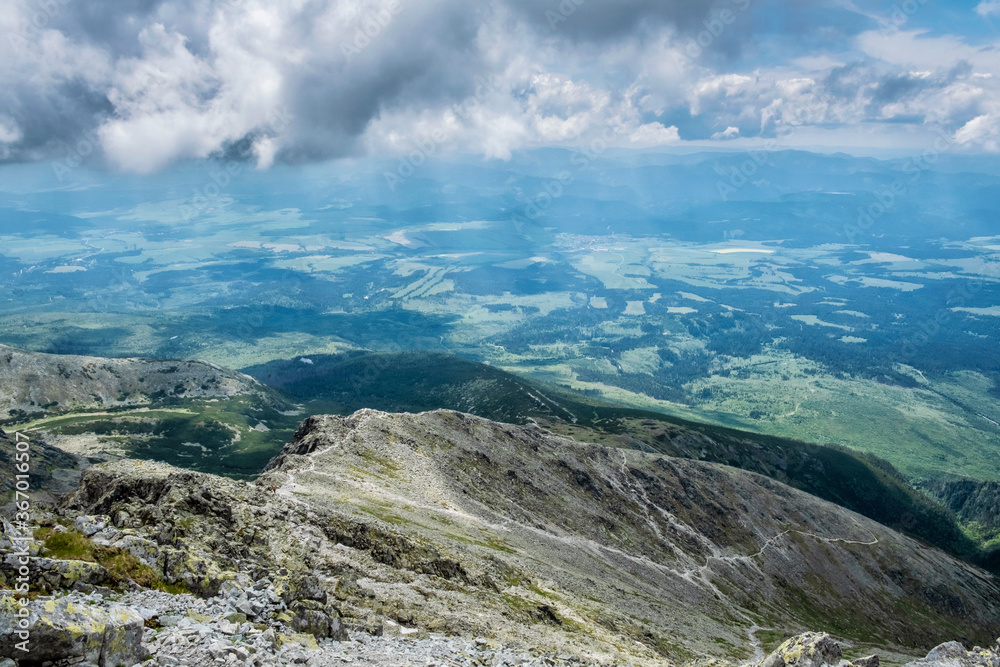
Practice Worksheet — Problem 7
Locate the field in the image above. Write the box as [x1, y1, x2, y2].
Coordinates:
[2, 150, 1000, 487]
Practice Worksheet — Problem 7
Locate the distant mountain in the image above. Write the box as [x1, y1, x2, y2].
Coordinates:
[0, 343, 301, 478]
[1, 345, 999, 661]
[242, 350, 579, 423]
[1, 344, 990, 573]
[0, 343, 280, 423]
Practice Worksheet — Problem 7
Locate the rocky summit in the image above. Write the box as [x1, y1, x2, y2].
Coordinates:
[1, 409, 999, 666]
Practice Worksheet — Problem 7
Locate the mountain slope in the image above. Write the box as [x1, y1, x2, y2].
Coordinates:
[2, 344, 985, 572]
[0, 343, 301, 477]
[253, 409, 1000, 662]
[242, 350, 579, 423]
[245, 350, 986, 570]
[0, 343, 278, 422]
[0, 427, 83, 504]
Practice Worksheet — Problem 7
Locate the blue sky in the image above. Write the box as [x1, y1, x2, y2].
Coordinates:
[2, 0, 1000, 172]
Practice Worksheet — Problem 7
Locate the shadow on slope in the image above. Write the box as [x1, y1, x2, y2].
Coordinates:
[244, 351, 993, 574]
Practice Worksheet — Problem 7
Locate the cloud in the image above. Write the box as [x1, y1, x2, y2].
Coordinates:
[630, 122, 681, 146]
[3, 0, 1000, 171]
[711, 126, 740, 139]
[956, 110, 1000, 151]
[976, 0, 1000, 17]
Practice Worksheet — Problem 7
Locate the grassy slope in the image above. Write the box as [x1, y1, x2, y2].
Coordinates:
[13, 395, 302, 479]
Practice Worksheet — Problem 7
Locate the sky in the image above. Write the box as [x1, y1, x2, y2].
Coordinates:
[2, 0, 1000, 174]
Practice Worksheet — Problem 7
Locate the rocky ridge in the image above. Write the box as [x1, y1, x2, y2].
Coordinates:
[1, 409, 999, 665]
[0, 343, 276, 423]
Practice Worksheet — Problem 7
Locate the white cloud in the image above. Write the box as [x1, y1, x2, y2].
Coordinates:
[629, 123, 681, 146]
[711, 126, 740, 140]
[855, 29, 1000, 72]
[955, 110, 1000, 151]
[0, 116, 20, 144]
[976, 0, 1000, 17]
[5, 0, 1000, 170]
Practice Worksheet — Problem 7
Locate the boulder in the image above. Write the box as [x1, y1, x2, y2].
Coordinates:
[161, 545, 231, 596]
[36, 557, 111, 590]
[851, 656, 879, 667]
[760, 632, 843, 667]
[272, 573, 326, 605]
[112, 534, 163, 569]
[288, 599, 347, 640]
[74, 515, 110, 536]
[1, 555, 112, 591]
[903, 639, 1000, 667]
[0, 594, 144, 667]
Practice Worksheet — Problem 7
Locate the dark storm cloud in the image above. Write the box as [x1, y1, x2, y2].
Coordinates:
[506, 0, 728, 40]
[280, 0, 488, 163]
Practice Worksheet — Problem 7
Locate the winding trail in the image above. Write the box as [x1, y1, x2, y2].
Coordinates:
[274, 413, 885, 664]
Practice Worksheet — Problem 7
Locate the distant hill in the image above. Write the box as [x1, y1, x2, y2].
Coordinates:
[0, 343, 280, 423]
[0, 343, 301, 479]
[242, 350, 579, 423]
[0, 343, 990, 573]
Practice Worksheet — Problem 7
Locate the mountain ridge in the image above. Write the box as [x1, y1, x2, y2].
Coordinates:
[1, 406, 999, 664]
[3, 344, 994, 572]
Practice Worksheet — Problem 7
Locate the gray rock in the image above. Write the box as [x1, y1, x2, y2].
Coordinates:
[287, 599, 348, 641]
[903, 640, 1000, 667]
[112, 534, 162, 568]
[74, 514, 110, 536]
[235, 597, 254, 616]
[851, 656, 879, 667]
[3, 555, 113, 591]
[927, 642, 969, 661]
[760, 632, 843, 667]
[0, 593, 144, 667]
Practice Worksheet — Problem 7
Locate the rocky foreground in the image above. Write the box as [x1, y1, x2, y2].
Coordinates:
[2, 580, 999, 667]
[2, 409, 1000, 665]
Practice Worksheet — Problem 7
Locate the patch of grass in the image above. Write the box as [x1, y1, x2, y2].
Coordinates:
[32, 525, 56, 542]
[43, 530, 97, 561]
[96, 548, 159, 588]
[361, 505, 416, 527]
[43, 529, 189, 594]
[156, 582, 191, 595]
[755, 629, 791, 654]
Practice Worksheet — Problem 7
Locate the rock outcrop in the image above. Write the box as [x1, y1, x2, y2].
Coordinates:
[759, 632, 843, 667]
[0, 594, 144, 667]
[902, 639, 1000, 667]
[0, 428, 83, 506]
